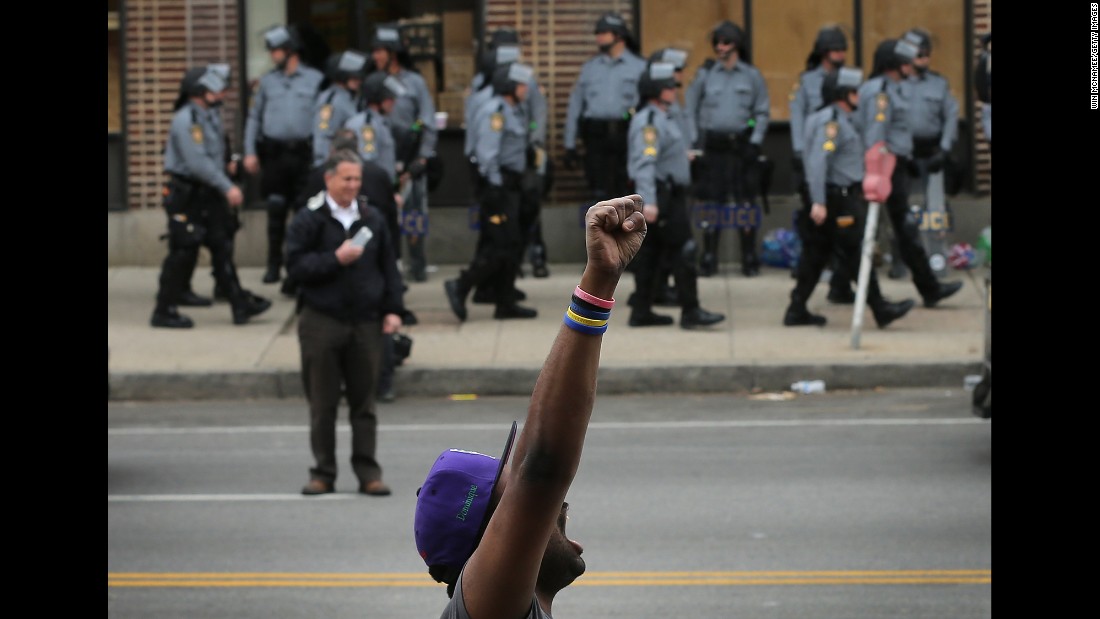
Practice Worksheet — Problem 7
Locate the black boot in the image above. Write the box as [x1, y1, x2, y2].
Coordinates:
[529, 243, 549, 278]
[444, 278, 470, 322]
[151, 305, 194, 329]
[229, 280, 272, 325]
[262, 262, 281, 284]
[699, 226, 719, 277]
[871, 298, 915, 328]
[783, 303, 826, 326]
[628, 310, 674, 327]
[680, 306, 725, 329]
[784, 291, 826, 327]
[922, 280, 963, 308]
[740, 228, 760, 277]
[178, 289, 213, 307]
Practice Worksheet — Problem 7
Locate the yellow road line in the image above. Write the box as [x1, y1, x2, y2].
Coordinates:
[108, 569, 990, 588]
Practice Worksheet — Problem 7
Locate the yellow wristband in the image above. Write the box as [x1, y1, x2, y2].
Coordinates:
[566, 306, 608, 327]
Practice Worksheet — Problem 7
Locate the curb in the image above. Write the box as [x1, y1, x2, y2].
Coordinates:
[108, 361, 983, 401]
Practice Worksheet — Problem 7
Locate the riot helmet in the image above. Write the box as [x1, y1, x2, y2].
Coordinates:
[637, 61, 678, 101]
[903, 28, 932, 74]
[903, 28, 932, 56]
[263, 25, 299, 52]
[814, 26, 848, 54]
[820, 67, 862, 108]
[871, 38, 917, 76]
[491, 62, 533, 98]
[175, 65, 227, 110]
[648, 48, 688, 71]
[805, 25, 847, 70]
[362, 71, 407, 106]
[371, 24, 404, 52]
[594, 12, 630, 38]
[326, 49, 368, 84]
[711, 20, 749, 62]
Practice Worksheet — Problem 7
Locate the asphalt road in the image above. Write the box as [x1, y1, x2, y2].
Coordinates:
[108, 388, 991, 618]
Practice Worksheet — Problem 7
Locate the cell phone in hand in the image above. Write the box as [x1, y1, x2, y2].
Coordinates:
[351, 226, 373, 247]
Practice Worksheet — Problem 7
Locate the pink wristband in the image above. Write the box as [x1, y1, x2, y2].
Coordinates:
[574, 285, 615, 310]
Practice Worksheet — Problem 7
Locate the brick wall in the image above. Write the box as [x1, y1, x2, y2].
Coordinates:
[972, 0, 991, 194]
[124, 0, 241, 211]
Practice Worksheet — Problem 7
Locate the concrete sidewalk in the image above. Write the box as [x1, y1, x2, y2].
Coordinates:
[107, 263, 988, 401]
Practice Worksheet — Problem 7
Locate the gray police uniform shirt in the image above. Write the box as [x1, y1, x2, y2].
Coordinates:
[907, 70, 959, 151]
[853, 76, 912, 158]
[467, 79, 547, 156]
[243, 64, 325, 156]
[387, 68, 438, 159]
[311, 85, 360, 166]
[628, 103, 692, 206]
[788, 65, 827, 155]
[165, 102, 233, 193]
[564, 50, 647, 149]
[472, 96, 528, 186]
[803, 105, 863, 206]
[344, 109, 398, 184]
[685, 59, 771, 146]
[667, 100, 695, 149]
[463, 84, 495, 158]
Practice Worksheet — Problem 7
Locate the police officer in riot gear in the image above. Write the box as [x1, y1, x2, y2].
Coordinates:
[465, 44, 528, 305]
[563, 12, 646, 200]
[685, 20, 770, 277]
[470, 33, 551, 279]
[903, 29, 959, 180]
[152, 66, 272, 328]
[312, 49, 368, 168]
[783, 67, 914, 328]
[627, 62, 725, 329]
[830, 38, 962, 308]
[370, 24, 438, 283]
[347, 72, 402, 187]
[789, 26, 848, 285]
[643, 47, 692, 307]
[444, 63, 539, 322]
[243, 25, 324, 291]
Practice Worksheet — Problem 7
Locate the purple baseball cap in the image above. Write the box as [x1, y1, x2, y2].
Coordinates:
[415, 421, 518, 569]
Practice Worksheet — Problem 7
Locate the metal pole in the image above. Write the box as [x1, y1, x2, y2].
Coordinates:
[851, 200, 880, 349]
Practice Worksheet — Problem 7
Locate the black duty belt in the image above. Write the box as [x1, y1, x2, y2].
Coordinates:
[912, 135, 942, 158]
[825, 183, 861, 197]
[261, 138, 312, 153]
[703, 128, 752, 151]
[581, 118, 630, 138]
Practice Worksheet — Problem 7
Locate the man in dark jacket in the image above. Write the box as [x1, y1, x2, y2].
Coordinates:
[286, 148, 406, 497]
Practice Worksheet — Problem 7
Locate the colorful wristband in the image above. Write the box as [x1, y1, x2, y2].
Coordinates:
[566, 307, 608, 327]
[568, 302, 611, 321]
[563, 312, 608, 335]
[573, 285, 614, 310]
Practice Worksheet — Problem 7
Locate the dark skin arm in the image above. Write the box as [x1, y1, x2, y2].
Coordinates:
[459, 195, 647, 619]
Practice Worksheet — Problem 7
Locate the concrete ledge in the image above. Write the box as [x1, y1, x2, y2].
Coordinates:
[108, 361, 983, 401]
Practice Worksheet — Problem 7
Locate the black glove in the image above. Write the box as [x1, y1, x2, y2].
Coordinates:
[791, 152, 804, 175]
[745, 142, 762, 161]
[407, 158, 427, 178]
[926, 150, 947, 173]
[563, 148, 580, 170]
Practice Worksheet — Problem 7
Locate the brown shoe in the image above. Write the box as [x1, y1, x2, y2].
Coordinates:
[360, 480, 392, 496]
[301, 479, 334, 496]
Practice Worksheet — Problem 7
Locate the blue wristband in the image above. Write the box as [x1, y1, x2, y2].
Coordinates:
[563, 312, 608, 335]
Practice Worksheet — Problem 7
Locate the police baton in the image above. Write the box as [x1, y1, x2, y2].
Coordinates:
[852, 142, 896, 350]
